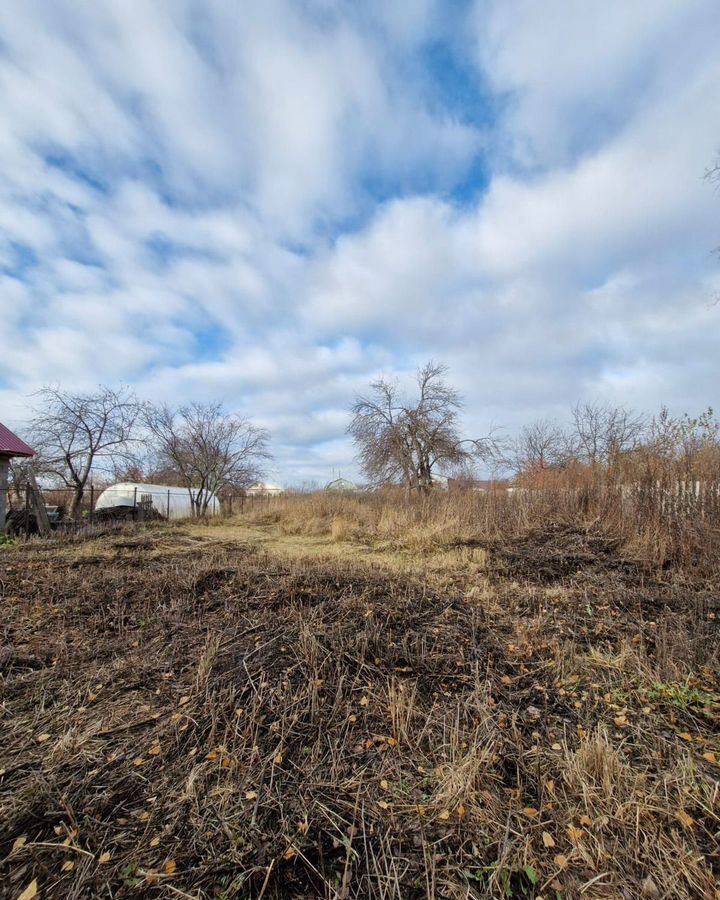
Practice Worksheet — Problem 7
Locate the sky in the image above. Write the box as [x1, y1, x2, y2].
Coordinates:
[1, 0, 718, 485]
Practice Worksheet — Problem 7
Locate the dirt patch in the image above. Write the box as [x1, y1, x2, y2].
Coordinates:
[0, 525, 718, 899]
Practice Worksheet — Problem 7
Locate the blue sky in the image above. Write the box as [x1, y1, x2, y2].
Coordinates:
[1, 0, 718, 484]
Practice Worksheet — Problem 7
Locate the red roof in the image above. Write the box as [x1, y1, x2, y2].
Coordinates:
[0, 422, 36, 458]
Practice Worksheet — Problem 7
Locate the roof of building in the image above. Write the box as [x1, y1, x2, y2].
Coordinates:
[0, 422, 36, 458]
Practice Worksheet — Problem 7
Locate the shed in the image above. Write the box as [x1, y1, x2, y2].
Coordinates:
[0, 422, 36, 533]
[95, 482, 220, 520]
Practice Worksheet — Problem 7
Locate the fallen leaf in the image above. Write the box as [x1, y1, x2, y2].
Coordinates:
[16, 880, 38, 900]
[98, 851, 112, 864]
[641, 875, 660, 898]
[245, 790, 258, 801]
[348, 714, 357, 723]
[12, 836, 27, 852]
[677, 732, 693, 742]
[551, 742, 562, 751]
[149, 836, 160, 848]
[380, 779, 389, 790]
[386, 737, 398, 747]
[164, 860, 176, 875]
[523, 807, 539, 818]
[274, 753, 283, 765]
[676, 810, 694, 828]
[359, 696, 369, 707]
[377, 800, 390, 810]
[542, 831, 556, 848]
[456, 803, 466, 819]
[554, 854, 568, 868]
[501, 675, 512, 685]
[36, 733, 50, 743]
[579, 814, 592, 827]
[234, 707, 245, 717]
[148, 744, 161, 756]
[133, 757, 145, 767]
[178, 696, 190, 706]
[62, 860, 75, 872]
[282, 845, 297, 861]
[437, 809, 451, 821]
[613, 716, 629, 728]
[702, 751, 716, 763]
[566, 825, 584, 842]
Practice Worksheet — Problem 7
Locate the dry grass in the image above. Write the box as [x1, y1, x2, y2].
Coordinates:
[1, 520, 719, 899]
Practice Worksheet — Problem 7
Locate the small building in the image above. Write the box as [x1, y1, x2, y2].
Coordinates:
[0, 422, 37, 532]
[246, 482, 284, 497]
[325, 477, 358, 492]
[95, 482, 220, 519]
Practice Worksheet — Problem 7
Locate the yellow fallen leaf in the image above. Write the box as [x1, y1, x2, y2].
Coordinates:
[613, 716, 628, 728]
[566, 825, 584, 842]
[133, 757, 145, 767]
[359, 696, 369, 707]
[523, 807, 539, 818]
[416, 804, 427, 816]
[98, 850, 112, 864]
[456, 803, 466, 819]
[149, 836, 160, 848]
[16, 880, 38, 900]
[234, 707, 245, 717]
[554, 854, 568, 868]
[551, 742, 562, 751]
[36, 733, 51, 743]
[542, 831, 556, 848]
[677, 732, 693, 742]
[380, 779, 389, 790]
[282, 845, 297, 861]
[245, 790, 258, 800]
[501, 675, 512, 685]
[12, 836, 27, 852]
[702, 751, 716, 763]
[579, 814, 592, 827]
[274, 753, 283, 765]
[178, 696, 190, 706]
[348, 714, 357, 723]
[148, 744, 161, 756]
[437, 809, 451, 821]
[386, 737, 398, 747]
[164, 860, 176, 875]
[62, 860, 75, 872]
[676, 810, 694, 828]
[545, 780, 556, 794]
[377, 800, 390, 810]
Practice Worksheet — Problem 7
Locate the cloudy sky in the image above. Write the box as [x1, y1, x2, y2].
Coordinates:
[1, 0, 718, 484]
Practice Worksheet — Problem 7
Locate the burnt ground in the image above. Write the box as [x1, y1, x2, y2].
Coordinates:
[0, 524, 718, 899]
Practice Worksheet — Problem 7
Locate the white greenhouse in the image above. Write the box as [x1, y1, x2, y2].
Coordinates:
[94, 482, 220, 520]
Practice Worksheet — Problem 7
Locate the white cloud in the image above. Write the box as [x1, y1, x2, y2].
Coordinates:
[0, 0, 718, 483]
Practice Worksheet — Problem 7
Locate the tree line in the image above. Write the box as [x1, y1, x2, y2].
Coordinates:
[349, 362, 719, 493]
[12, 387, 271, 518]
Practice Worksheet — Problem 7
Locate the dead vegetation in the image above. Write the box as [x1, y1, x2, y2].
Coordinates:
[1, 521, 719, 899]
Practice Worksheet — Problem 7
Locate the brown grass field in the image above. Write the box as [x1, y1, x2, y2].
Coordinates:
[1, 493, 719, 899]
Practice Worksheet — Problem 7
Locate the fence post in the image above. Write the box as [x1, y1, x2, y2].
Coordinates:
[90, 483, 94, 524]
[167, 489, 171, 520]
[133, 486, 138, 519]
[24, 482, 30, 539]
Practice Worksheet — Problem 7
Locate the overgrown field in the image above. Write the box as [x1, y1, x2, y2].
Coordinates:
[1, 522, 719, 898]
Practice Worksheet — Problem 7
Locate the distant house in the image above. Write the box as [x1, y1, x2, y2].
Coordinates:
[0, 422, 37, 532]
[325, 477, 359, 492]
[246, 482, 284, 497]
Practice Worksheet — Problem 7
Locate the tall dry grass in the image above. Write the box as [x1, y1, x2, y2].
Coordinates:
[237, 475, 720, 573]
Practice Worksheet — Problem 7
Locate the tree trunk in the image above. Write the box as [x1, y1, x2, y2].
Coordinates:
[67, 482, 86, 520]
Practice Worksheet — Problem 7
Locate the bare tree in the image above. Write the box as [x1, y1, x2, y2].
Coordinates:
[143, 401, 271, 515]
[512, 418, 569, 474]
[571, 401, 645, 469]
[30, 385, 141, 518]
[349, 362, 499, 493]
